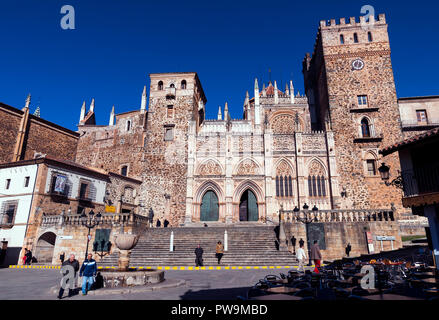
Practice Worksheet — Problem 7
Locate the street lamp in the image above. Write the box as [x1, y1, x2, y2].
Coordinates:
[378, 163, 404, 189]
[297, 203, 316, 266]
[80, 210, 102, 259]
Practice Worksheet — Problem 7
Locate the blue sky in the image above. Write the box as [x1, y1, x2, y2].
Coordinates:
[0, 0, 438, 131]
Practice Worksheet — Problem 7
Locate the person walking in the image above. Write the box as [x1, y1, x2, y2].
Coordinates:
[60, 252, 65, 264]
[25, 249, 32, 265]
[22, 249, 28, 265]
[57, 254, 80, 299]
[215, 241, 224, 265]
[299, 238, 304, 248]
[296, 243, 307, 273]
[291, 236, 297, 255]
[310, 240, 322, 273]
[156, 219, 161, 228]
[194, 244, 204, 267]
[79, 253, 97, 295]
[345, 243, 352, 257]
[148, 208, 154, 228]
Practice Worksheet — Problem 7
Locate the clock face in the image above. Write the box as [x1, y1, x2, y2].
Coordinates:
[352, 59, 365, 70]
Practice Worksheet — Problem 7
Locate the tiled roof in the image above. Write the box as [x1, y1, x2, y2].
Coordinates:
[380, 127, 439, 156]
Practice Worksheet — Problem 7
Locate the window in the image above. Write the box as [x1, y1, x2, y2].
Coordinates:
[24, 177, 30, 188]
[361, 118, 371, 138]
[5, 179, 11, 190]
[126, 120, 131, 131]
[0, 201, 18, 224]
[181, 80, 187, 89]
[416, 110, 428, 124]
[121, 166, 128, 177]
[164, 126, 174, 141]
[367, 160, 377, 176]
[358, 95, 368, 107]
[78, 181, 90, 200]
[308, 176, 326, 197]
[167, 105, 174, 118]
[354, 33, 359, 43]
[158, 81, 163, 91]
[170, 83, 175, 88]
[340, 34, 344, 44]
[368, 32, 373, 42]
[50, 174, 68, 195]
[276, 176, 293, 198]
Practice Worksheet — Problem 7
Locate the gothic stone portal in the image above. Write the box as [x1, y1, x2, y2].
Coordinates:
[239, 190, 258, 222]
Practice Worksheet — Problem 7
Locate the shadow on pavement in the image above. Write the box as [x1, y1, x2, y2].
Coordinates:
[180, 287, 251, 300]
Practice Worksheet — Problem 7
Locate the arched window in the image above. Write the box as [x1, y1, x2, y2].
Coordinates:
[354, 33, 359, 43]
[276, 175, 293, 198]
[121, 166, 128, 176]
[340, 34, 344, 44]
[170, 83, 175, 88]
[158, 81, 163, 90]
[181, 80, 187, 89]
[308, 175, 326, 197]
[368, 32, 373, 42]
[361, 118, 371, 137]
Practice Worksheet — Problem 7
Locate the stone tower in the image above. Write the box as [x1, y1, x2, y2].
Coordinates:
[303, 14, 404, 210]
[140, 72, 207, 225]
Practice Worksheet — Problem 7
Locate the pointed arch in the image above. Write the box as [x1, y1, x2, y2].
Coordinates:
[274, 158, 295, 198]
[269, 112, 304, 134]
[306, 158, 328, 198]
[274, 158, 295, 176]
[306, 158, 328, 177]
[233, 158, 262, 176]
[233, 180, 264, 204]
[195, 180, 225, 204]
[196, 159, 224, 176]
[357, 115, 375, 138]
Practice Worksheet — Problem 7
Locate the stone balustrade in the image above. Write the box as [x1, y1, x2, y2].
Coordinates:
[41, 212, 149, 228]
[280, 208, 395, 223]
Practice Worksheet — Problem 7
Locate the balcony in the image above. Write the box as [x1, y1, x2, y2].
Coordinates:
[401, 119, 439, 130]
[354, 133, 384, 143]
[401, 165, 439, 207]
[166, 87, 176, 99]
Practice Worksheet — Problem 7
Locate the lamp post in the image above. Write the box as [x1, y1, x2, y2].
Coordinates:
[80, 210, 102, 259]
[295, 203, 318, 266]
[378, 163, 404, 189]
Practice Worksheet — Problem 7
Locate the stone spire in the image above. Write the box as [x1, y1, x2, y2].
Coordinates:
[290, 80, 295, 104]
[254, 78, 260, 125]
[285, 83, 289, 97]
[109, 105, 115, 125]
[217, 106, 222, 120]
[274, 81, 279, 104]
[90, 98, 95, 113]
[33, 106, 40, 117]
[24, 94, 31, 110]
[262, 83, 266, 97]
[79, 101, 86, 122]
[224, 102, 229, 120]
[140, 85, 147, 112]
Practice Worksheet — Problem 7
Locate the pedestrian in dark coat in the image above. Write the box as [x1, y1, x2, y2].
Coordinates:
[195, 244, 204, 267]
[58, 254, 80, 299]
[79, 253, 97, 295]
[60, 252, 65, 264]
[156, 219, 161, 227]
[299, 238, 305, 248]
[345, 243, 352, 257]
[25, 249, 32, 265]
[310, 240, 322, 273]
[148, 208, 154, 228]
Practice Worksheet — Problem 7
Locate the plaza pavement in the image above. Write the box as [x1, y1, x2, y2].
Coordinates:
[0, 266, 311, 300]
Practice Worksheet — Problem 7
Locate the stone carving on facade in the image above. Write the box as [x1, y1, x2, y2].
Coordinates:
[235, 159, 260, 175]
[308, 160, 326, 176]
[198, 160, 223, 176]
[273, 135, 295, 151]
[271, 115, 296, 134]
[302, 134, 326, 151]
[276, 159, 294, 176]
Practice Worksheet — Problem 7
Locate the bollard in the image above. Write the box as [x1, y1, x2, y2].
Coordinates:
[224, 230, 228, 251]
[170, 231, 174, 252]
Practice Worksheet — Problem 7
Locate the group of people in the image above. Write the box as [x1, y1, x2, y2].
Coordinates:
[296, 240, 323, 273]
[22, 248, 34, 265]
[194, 241, 224, 266]
[147, 208, 169, 228]
[57, 253, 98, 299]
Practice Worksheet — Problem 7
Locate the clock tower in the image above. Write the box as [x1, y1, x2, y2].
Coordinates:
[303, 14, 404, 211]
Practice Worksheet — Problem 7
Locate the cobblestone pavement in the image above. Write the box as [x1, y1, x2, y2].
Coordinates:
[0, 267, 308, 300]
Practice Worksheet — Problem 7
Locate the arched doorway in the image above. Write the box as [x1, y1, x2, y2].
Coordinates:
[35, 232, 56, 263]
[200, 191, 219, 221]
[239, 190, 258, 221]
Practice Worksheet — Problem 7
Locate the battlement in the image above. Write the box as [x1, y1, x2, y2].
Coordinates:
[320, 13, 386, 29]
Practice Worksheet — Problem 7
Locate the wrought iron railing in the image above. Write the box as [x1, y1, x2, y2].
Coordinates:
[401, 166, 439, 197]
[401, 119, 439, 128]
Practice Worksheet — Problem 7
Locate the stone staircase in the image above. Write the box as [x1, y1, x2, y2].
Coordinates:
[100, 226, 298, 266]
